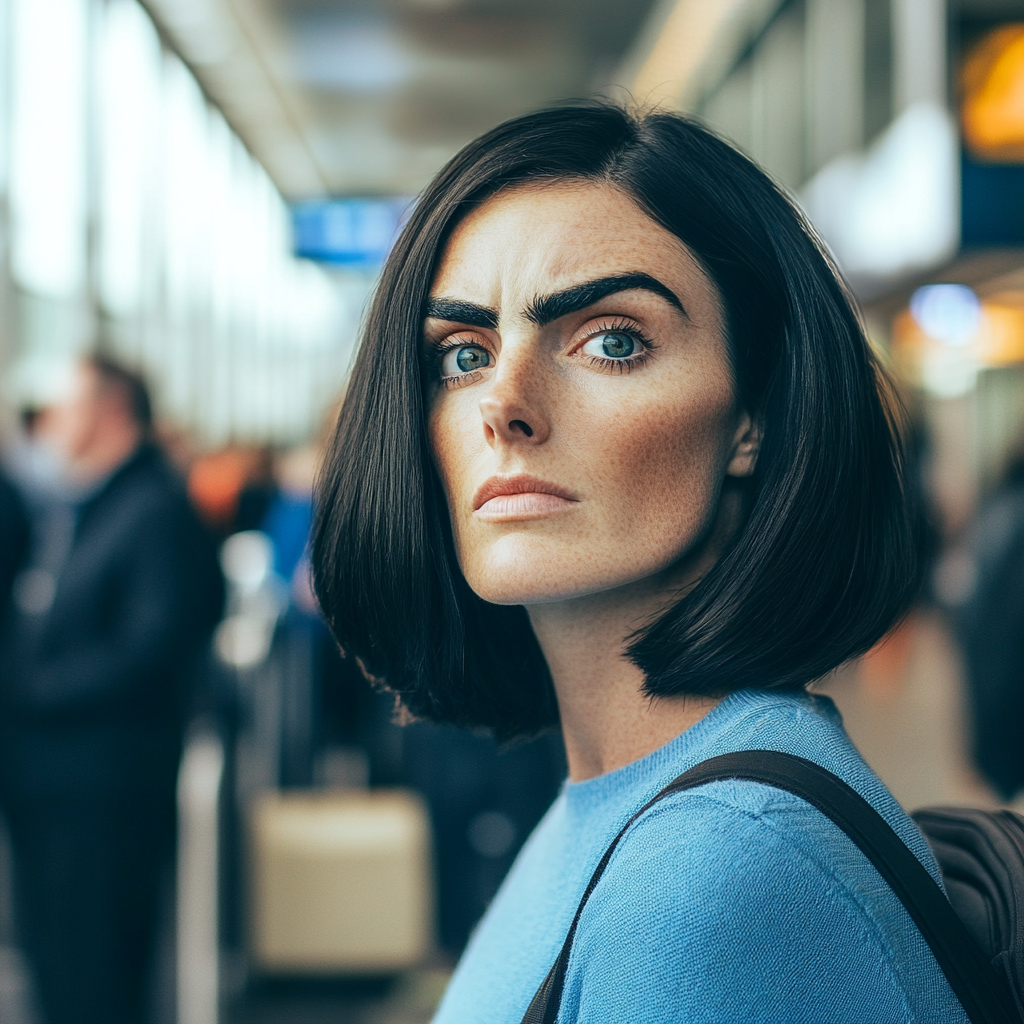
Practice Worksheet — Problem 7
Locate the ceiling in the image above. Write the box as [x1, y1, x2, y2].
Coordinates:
[139, 0, 1024, 203]
[144, 0, 663, 200]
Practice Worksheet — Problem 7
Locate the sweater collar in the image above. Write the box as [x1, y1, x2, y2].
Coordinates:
[561, 688, 840, 817]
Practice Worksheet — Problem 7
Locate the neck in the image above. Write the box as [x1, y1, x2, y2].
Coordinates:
[527, 578, 721, 782]
[527, 487, 753, 782]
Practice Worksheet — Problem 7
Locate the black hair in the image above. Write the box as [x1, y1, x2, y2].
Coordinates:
[312, 103, 922, 742]
[88, 353, 153, 430]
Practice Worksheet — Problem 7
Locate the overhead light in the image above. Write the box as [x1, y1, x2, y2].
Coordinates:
[894, 286, 1024, 396]
[909, 284, 981, 347]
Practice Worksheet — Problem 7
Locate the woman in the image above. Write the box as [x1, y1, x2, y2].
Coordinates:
[313, 104, 964, 1022]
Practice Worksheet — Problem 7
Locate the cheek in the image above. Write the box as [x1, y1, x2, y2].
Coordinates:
[427, 397, 484, 535]
[428, 397, 476, 485]
[426, 359, 739, 605]
[588, 375, 737, 544]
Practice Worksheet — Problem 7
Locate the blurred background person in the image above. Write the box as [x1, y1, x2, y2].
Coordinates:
[948, 448, 1024, 800]
[0, 355, 223, 1024]
[0, 470, 29, 622]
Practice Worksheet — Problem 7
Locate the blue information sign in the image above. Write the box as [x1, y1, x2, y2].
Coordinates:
[291, 198, 412, 268]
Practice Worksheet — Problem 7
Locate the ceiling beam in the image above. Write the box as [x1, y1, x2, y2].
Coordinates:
[140, 0, 328, 198]
[623, 0, 786, 112]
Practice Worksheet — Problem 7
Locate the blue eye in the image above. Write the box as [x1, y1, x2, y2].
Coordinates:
[581, 331, 639, 359]
[441, 344, 491, 376]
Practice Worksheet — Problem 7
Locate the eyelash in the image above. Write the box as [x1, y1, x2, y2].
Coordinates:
[440, 371, 482, 391]
[431, 337, 488, 391]
[427, 316, 657, 388]
[578, 318, 657, 374]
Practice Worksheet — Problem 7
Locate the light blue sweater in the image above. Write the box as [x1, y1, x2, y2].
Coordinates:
[433, 688, 968, 1023]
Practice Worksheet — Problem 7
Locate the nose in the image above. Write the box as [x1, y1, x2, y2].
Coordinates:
[478, 353, 550, 448]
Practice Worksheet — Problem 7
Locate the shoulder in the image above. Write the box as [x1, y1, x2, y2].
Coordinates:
[433, 794, 578, 1024]
[579, 779, 886, 938]
[76, 454, 212, 574]
[560, 781, 940, 1023]
[94, 448, 195, 524]
[123, 445, 187, 497]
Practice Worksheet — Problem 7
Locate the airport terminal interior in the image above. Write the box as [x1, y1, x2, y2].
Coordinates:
[2, 0, 1024, 1021]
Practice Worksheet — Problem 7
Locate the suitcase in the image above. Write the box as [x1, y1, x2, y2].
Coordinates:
[248, 788, 433, 973]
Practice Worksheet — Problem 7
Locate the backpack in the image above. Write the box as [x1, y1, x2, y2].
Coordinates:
[521, 750, 1024, 1024]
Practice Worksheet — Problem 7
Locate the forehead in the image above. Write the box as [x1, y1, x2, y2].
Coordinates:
[431, 181, 709, 304]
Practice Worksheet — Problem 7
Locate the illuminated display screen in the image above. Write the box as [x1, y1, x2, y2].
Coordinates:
[960, 23, 1024, 245]
[292, 198, 412, 268]
[961, 24, 1024, 163]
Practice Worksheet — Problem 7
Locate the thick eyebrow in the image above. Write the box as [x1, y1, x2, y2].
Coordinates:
[525, 272, 685, 326]
[423, 297, 499, 330]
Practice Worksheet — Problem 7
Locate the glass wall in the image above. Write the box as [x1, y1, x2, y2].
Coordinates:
[699, 0, 959, 292]
[2, 0, 361, 446]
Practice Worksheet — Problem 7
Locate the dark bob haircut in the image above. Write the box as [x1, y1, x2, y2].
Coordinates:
[312, 102, 921, 742]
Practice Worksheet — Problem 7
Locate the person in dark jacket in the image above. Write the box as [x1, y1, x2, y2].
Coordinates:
[0, 355, 223, 1024]
[951, 454, 1024, 799]
[0, 470, 29, 615]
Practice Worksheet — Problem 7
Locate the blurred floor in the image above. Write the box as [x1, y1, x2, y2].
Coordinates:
[0, 957, 451, 1024]
[223, 970, 451, 1024]
[0, 945, 39, 1024]
[818, 609, 1000, 812]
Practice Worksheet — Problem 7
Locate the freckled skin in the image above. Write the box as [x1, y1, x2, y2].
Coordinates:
[425, 182, 757, 609]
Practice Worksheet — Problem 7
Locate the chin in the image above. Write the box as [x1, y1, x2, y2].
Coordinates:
[469, 573, 586, 606]
[459, 538, 589, 605]
[459, 512, 722, 607]
[462, 542, 668, 607]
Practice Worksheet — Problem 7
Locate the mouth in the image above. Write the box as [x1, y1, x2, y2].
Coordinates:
[473, 474, 580, 518]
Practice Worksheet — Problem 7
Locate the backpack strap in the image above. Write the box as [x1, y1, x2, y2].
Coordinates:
[521, 749, 1017, 1024]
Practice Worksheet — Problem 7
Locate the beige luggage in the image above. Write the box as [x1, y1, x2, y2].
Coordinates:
[249, 789, 433, 973]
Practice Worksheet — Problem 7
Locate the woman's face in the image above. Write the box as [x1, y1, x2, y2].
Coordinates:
[424, 181, 757, 607]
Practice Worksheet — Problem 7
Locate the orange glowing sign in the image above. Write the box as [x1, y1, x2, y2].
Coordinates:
[961, 24, 1024, 162]
[976, 292, 1024, 365]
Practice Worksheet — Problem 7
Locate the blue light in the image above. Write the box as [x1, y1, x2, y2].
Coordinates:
[291, 198, 412, 269]
[909, 284, 981, 347]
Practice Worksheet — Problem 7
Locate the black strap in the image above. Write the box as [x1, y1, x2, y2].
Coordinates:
[521, 749, 1018, 1024]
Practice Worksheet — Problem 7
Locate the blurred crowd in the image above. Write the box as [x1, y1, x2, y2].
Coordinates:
[944, 448, 1024, 801]
[0, 354, 565, 1024]
[0, 356, 223, 1023]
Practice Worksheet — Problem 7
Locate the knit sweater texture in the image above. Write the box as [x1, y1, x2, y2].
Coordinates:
[432, 688, 968, 1023]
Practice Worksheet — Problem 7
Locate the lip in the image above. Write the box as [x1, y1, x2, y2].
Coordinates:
[473, 474, 579, 518]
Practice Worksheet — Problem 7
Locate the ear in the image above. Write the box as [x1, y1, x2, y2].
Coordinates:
[726, 410, 760, 478]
